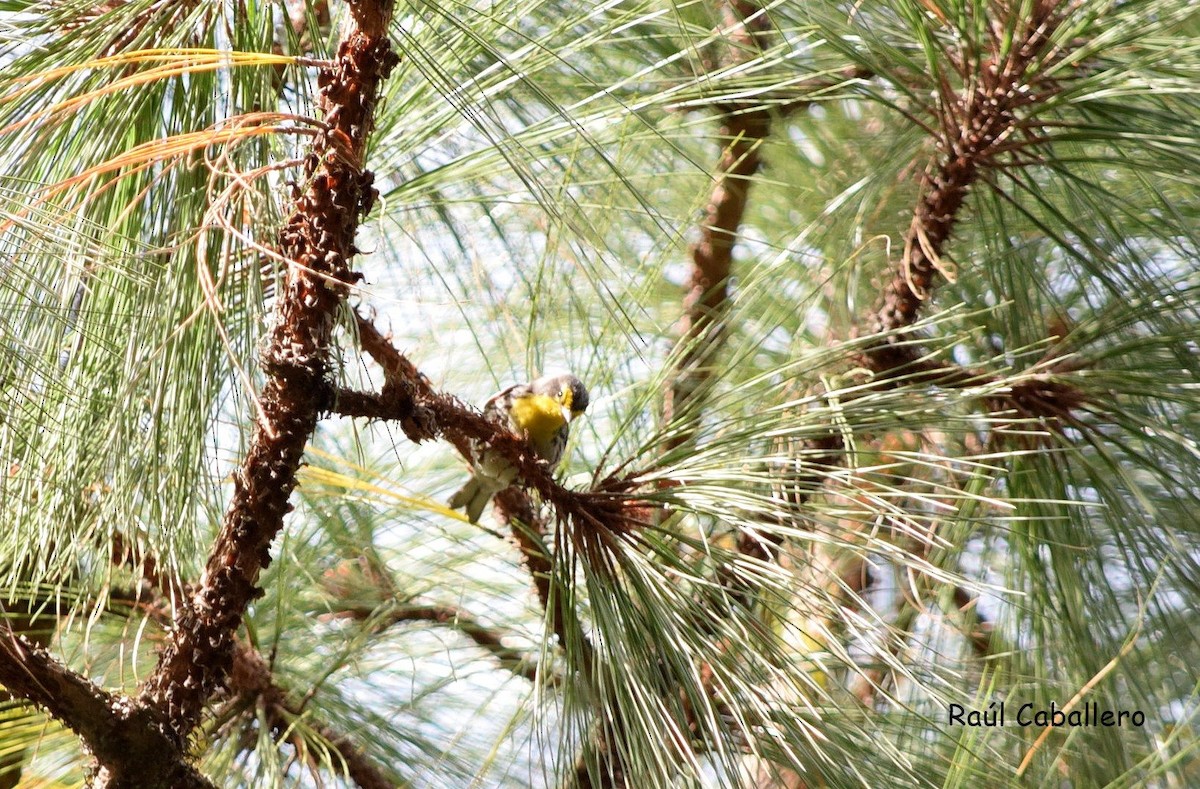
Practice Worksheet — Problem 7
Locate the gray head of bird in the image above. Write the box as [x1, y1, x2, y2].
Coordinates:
[532, 373, 590, 423]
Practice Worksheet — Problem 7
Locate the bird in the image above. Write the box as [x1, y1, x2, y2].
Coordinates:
[448, 373, 590, 523]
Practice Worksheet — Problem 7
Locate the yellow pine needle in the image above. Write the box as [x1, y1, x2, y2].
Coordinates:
[2, 50, 298, 136]
[6, 115, 305, 222]
[300, 449, 470, 523]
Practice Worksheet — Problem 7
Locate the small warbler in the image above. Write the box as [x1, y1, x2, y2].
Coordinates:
[448, 373, 590, 523]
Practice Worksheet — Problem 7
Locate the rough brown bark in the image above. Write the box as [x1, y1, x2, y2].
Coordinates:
[136, 0, 400, 751]
[492, 487, 590, 661]
[0, 601, 54, 788]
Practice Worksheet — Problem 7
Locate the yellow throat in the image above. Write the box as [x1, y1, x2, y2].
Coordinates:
[509, 393, 567, 443]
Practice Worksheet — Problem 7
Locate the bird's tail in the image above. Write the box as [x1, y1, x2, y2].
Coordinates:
[448, 474, 507, 523]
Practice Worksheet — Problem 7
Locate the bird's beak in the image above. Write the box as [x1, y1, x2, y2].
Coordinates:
[562, 404, 573, 423]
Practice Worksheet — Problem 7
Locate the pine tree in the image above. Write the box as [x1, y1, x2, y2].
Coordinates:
[1, 0, 1198, 786]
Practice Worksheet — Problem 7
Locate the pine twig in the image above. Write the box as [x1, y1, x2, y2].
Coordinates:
[226, 641, 395, 789]
[107, 538, 397, 789]
[328, 600, 542, 683]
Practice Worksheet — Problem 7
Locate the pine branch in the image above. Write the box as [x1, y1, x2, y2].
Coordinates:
[346, 314, 634, 532]
[110, 532, 188, 604]
[849, 520, 996, 706]
[662, 0, 772, 448]
[578, 4, 851, 783]
[838, 0, 1098, 453]
[952, 585, 997, 659]
[327, 600, 541, 683]
[136, 0, 401, 747]
[864, 0, 1067, 372]
[347, 314, 620, 784]
[735, 430, 844, 574]
[493, 487, 598, 669]
[846, 548, 1003, 706]
[64, 0, 208, 57]
[569, 724, 626, 789]
[0, 621, 213, 789]
[0, 593, 55, 787]
[577, 5, 781, 786]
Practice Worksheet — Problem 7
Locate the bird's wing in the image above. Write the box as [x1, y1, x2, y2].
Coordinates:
[482, 384, 515, 412]
[483, 383, 529, 421]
